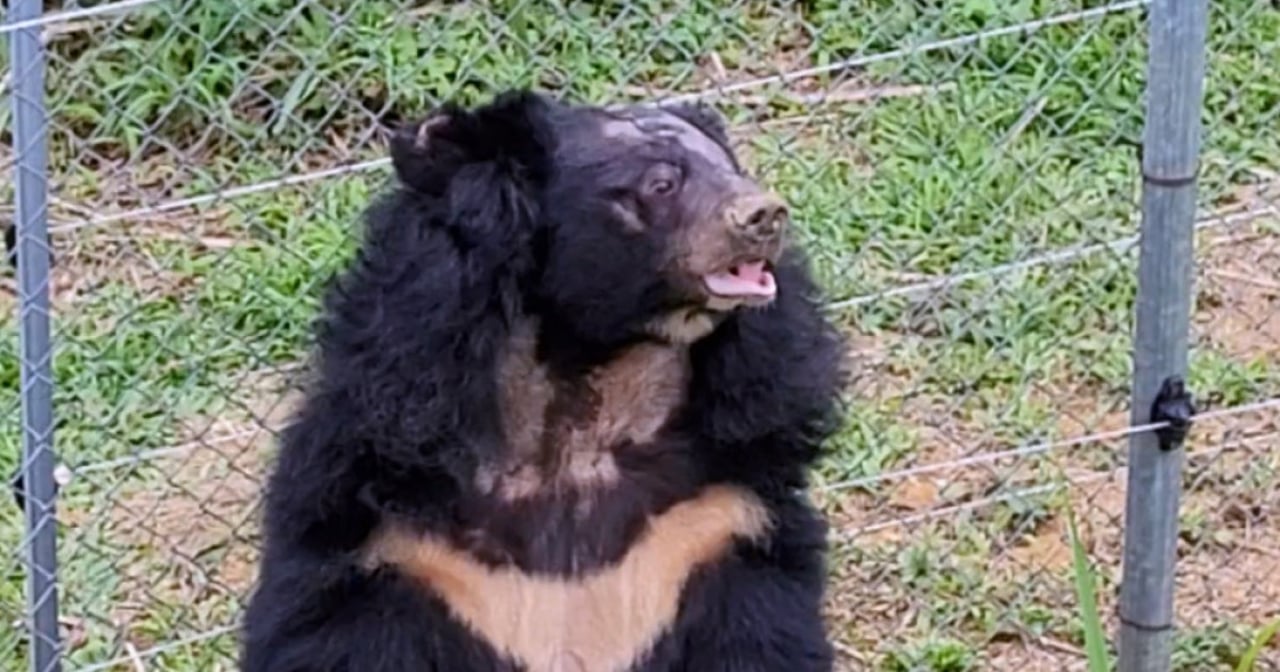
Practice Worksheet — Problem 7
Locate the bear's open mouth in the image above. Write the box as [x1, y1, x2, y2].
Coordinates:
[703, 259, 776, 300]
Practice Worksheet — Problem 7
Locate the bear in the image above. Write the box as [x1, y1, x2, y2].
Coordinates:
[238, 89, 847, 672]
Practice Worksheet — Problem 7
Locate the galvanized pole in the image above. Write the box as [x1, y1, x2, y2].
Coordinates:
[1118, 1, 1210, 671]
[7, 0, 62, 671]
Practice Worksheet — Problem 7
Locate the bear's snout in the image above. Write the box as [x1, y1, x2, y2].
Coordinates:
[726, 191, 788, 246]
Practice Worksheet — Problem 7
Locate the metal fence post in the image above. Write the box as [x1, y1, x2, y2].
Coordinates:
[1118, 1, 1211, 671]
[7, 0, 62, 671]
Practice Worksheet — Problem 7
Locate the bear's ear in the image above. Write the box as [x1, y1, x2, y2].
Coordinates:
[389, 90, 557, 196]
[660, 101, 732, 149]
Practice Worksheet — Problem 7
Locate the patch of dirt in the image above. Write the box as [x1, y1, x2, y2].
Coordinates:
[1194, 205, 1280, 363]
[1177, 431, 1280, 631]
[91, 368, 304, 644]
[1040, 375, 1131, 442]
[985, 641, 1090, 672]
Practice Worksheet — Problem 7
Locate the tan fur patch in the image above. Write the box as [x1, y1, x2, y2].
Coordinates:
[576, 342, 688, 449]
[495, 318, 554, 461]
[485, 323, 690, 500]
[643, 307, 721, 345]
[362, 485, 772, 672]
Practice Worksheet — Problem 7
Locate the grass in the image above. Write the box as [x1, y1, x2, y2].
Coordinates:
[2, 0, 1279, 669]
[1236, 619, 1280, 672]
[1066, 493, 1109, 672]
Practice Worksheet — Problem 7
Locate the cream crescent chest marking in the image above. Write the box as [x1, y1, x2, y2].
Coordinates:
[361, 484, 772, 672]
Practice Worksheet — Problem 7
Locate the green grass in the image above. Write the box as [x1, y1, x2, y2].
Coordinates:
[1066, 486, 1112, 672]
[3, 0, 1280, 669]
[1235, 619, 1280, 672]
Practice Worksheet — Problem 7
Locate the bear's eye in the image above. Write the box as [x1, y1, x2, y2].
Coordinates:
[642, 163, 682, 198]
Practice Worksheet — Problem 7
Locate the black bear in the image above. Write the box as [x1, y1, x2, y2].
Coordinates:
[239, 89, 847, 671]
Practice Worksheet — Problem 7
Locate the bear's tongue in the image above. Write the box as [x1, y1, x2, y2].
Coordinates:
[704, 260, 776, 298]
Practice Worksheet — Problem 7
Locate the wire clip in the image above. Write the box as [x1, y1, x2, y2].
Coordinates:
[1151, 376, 1196, 451]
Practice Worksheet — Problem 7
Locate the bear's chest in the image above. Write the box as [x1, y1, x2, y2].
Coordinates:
[452, 440, 702, 574]
[487, 322, 692, 496]
[451, 321, 701, 572]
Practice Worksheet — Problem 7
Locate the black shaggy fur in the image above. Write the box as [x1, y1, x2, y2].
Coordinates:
[240, 90, 847, 671]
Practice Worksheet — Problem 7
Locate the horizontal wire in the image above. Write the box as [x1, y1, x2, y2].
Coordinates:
[820, 423, 1159, 493]
[845, 482, 1065, 537]
[835, 428, 1279, 539]
[828, 205, 1278, 310]
[1196, 396, 1280, 423]
[74, 625, 237, 672]
[661, 0, 1151, 105]
[43, 2, 1150, 235]
[820, 394, 1280, 493]
[72, 426, 273, 475]
[48, 198, 1278, 313]
[49, 159, 391, 234]
[2, 0, 1148, 44]
[0, 0, 166, 36]
[67, 378, 1280, 491]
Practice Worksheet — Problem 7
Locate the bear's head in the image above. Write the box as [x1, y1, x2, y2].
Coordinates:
[389, 90, 792, 350]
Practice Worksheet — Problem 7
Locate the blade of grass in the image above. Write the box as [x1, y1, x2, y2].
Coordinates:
[1065, 493, 1112, 672]
[1234, 618, 1280, 672]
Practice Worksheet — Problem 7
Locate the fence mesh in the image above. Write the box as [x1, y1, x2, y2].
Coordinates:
[2, 1, 1278, 670]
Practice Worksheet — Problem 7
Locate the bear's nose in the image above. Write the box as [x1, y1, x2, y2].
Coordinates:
[728, 193, 788, 244]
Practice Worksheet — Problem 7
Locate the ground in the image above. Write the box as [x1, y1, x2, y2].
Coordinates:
[1, 1, 1278, 670]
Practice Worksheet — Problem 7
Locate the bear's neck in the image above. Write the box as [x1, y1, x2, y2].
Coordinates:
[435, 315, 704, 573]
[479, 315, 695, 498]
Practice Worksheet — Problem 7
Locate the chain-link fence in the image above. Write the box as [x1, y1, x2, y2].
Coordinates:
[2, 0, 1277, 670]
